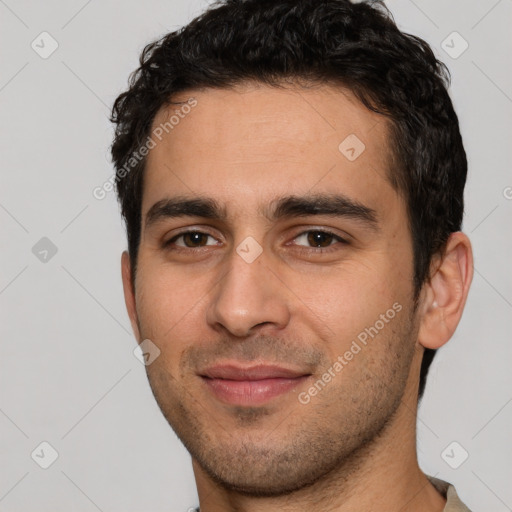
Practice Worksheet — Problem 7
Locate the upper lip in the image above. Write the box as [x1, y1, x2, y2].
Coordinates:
[200, 364, 310, 381]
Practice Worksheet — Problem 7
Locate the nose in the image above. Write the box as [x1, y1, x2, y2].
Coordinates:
[206, 246, 291, 338]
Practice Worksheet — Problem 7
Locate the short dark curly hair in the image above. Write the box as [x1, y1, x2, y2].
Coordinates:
[110, 0, 467, 400]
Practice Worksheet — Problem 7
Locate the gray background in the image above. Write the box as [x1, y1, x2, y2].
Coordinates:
[1, 0, 511, 510]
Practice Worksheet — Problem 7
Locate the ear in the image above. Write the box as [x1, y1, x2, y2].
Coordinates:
[121, 251, 142, 342]
[417, 232, 473, 350]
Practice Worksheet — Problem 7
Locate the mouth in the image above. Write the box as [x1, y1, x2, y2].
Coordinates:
[199, 363, 312, 406]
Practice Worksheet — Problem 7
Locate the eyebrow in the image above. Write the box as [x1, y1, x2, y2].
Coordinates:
[145, 193, 379, 231]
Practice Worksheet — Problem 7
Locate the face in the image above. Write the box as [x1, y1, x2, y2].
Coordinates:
[124, 82, 422, 496]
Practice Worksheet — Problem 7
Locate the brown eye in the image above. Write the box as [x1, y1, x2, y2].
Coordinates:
[294, 230, 345, 249]
[306, 231, 335, 248]
[181, 232, 209, 247]
[165, 231, 218, 249]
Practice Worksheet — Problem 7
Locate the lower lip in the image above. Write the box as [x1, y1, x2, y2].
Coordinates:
[202, 376, 309, 406]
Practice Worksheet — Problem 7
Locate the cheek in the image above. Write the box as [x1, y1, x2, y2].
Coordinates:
[289, 251, 413, 355]
[285, 264, 395, 349]
[135, 259, 211, 350]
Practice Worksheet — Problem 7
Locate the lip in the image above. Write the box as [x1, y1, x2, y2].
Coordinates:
[200, 364, 309, 380]
[199, 364, 311, 406]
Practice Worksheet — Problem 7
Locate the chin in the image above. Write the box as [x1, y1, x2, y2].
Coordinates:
[198, 457, 327, 498]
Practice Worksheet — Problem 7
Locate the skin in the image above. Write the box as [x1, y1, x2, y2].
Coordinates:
[121, 82, 473, 512]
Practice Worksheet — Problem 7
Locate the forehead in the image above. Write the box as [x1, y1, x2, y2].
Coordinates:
[142, 82, 397, 220]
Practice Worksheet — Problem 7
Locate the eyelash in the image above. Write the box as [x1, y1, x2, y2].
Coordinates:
[162, 229, 349, 253]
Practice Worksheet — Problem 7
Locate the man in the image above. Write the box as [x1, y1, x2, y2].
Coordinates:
[110, 0, 474, 510]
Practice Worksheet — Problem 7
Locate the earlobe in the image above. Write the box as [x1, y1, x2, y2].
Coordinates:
[121, 251, 141, 342]
[418, 232, 473, 350]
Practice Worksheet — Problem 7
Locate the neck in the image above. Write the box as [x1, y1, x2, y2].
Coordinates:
[193, 351, 446, 512]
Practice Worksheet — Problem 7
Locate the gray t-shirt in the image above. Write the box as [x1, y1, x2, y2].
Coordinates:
[428, 476, 473, 511]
